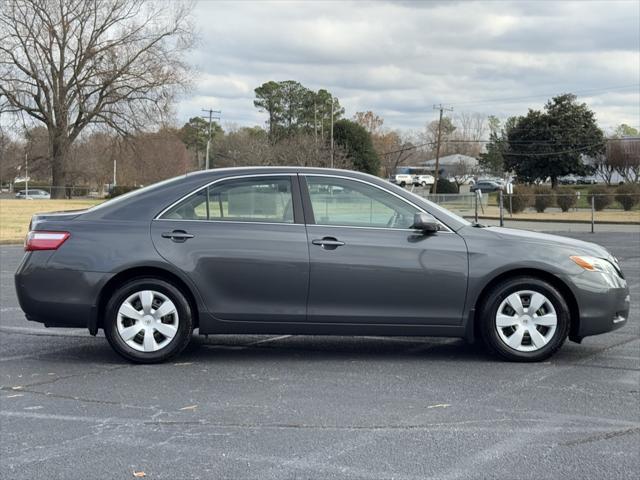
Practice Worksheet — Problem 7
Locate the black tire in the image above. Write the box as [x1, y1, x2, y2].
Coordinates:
[478, 276, 570, 362]
[400, 181, 406, 187]
[104, 278, 194, 363]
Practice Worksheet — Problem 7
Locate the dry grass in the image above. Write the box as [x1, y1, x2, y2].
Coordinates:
[0, 199, 101, 244]
[1, 198, 639, 245]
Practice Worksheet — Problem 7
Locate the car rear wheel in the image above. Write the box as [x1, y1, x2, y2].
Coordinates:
[479, 277, 570, 362]
[104, 278, 193, 363]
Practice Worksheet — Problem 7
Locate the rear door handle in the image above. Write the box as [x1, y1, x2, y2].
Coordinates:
[312, 237, 345, 249]
[161, 230, 194, 242]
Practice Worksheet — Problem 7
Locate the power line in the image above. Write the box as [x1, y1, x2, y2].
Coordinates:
[449, 83, 640, 108]
[500, 143, 606, 157]
[380, 138, 633, 156]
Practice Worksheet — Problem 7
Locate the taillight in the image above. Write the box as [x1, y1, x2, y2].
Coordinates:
[25, 231, 70, 251]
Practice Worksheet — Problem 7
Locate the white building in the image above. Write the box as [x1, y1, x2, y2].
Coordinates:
[423, 154, 479, 177]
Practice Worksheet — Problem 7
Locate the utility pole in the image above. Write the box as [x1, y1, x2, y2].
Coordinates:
[330, 96, 335, 168]
[314, 100, 318, 146]
[25, 149, 29, 198]
[201, 108, 221, 170]
[432, 104, 453, 194]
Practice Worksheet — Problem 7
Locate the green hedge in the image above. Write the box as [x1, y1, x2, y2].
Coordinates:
[431, 178, 458, 194]
[508, 186, 531, 213]
[556, 193, 578, 212]
[587, 185, 613, 211]
[615, 183, 640, 211]
[532, 186, 553, 213]
[107, 185, 140, 198]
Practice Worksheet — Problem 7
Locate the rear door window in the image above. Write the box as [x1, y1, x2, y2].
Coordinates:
[161, 176, 295, 224]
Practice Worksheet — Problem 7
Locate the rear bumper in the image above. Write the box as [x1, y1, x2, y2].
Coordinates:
[14, 252, 108, 329]
[563, 272, 630, 338]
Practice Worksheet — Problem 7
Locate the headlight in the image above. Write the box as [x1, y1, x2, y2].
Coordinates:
[570, 256, 621, 277]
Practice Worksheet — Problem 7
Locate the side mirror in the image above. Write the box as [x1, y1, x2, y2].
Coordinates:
[411, 212, 439, 233]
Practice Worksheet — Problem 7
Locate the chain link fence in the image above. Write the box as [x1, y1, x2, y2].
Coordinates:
[3, 182, 640, 232]
[1, 184, 109, 199]
[410, 189, 640, 232]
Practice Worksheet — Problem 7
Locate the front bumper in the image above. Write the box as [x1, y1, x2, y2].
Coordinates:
[563, 271, 630, 338]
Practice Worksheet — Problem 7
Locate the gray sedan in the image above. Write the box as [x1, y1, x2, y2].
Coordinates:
[14, 167, 629, 363]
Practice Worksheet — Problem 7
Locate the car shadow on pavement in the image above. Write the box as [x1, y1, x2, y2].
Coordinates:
[180, 335, 497, 363]
[4, 331, 614, 366]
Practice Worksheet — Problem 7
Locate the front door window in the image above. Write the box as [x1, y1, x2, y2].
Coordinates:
[305, 176, 418, 229]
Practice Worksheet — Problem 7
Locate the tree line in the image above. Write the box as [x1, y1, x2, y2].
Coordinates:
[478, 95, 639, 187]
[1, 1, 637, 197]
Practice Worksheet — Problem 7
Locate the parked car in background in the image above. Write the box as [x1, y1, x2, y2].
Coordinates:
[470, 180, 503, 193]
[413, 174, 435, 187]
[15, 167, 629, 364]
[559, 175, 578, 185]
[15, 189, 50, 199]
[448, 176, 475, 186]
[394, 173, 414, 187]
[577, 175, 598, 185]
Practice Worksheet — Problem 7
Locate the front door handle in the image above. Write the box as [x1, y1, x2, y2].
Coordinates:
[312, 237, 345, 250]
[161, 230, 194, 242]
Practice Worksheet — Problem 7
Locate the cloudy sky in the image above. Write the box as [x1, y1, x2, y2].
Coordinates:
[177, 0, 640, 134]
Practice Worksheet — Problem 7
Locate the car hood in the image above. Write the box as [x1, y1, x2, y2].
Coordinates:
[478, 226, 611, 258]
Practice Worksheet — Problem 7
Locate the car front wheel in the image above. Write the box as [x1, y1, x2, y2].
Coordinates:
[479, 277, 570, 362]
[104, 278, 193, 363]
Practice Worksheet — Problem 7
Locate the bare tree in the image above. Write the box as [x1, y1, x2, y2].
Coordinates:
[608, 138, 640, 183]
[449, 112, 485, 157]
[421, 113, 486, 160]
[211, 128, 352, 170]
[590, 153, 615, 185]
[0, 127, 23, 187]
[353, 111, 384, 136]
[0, 0, 195, 197]
[379, 132, 420, 178]
[448, 158, 480, 190]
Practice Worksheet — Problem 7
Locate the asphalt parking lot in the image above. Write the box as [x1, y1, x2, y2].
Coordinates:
[1, 231, 639, 480]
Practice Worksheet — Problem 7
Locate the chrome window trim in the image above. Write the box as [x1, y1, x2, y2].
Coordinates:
[154, 173, 297, 221]
[154, 217, 452, 234]
[307, 224, 452, 234]
[303, 173, 454, 233]
[154, 171, 454, 233]
[154, 218, 304, 227]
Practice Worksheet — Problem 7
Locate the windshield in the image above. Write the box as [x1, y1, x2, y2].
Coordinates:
[405, 189, 472, 228]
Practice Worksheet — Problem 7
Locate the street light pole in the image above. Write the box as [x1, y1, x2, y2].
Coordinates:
[25, 149, 29, 198]
[330, 96, 334, 168]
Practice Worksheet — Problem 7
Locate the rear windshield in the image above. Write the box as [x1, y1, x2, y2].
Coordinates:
[88, 176, 186, 212]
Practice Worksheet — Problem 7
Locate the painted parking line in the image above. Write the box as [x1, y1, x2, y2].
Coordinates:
[245, 335, 292, 346]
[0, 325, 91, 337]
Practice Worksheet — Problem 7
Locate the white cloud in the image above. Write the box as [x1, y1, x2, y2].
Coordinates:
[177, 0, 640, 131]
